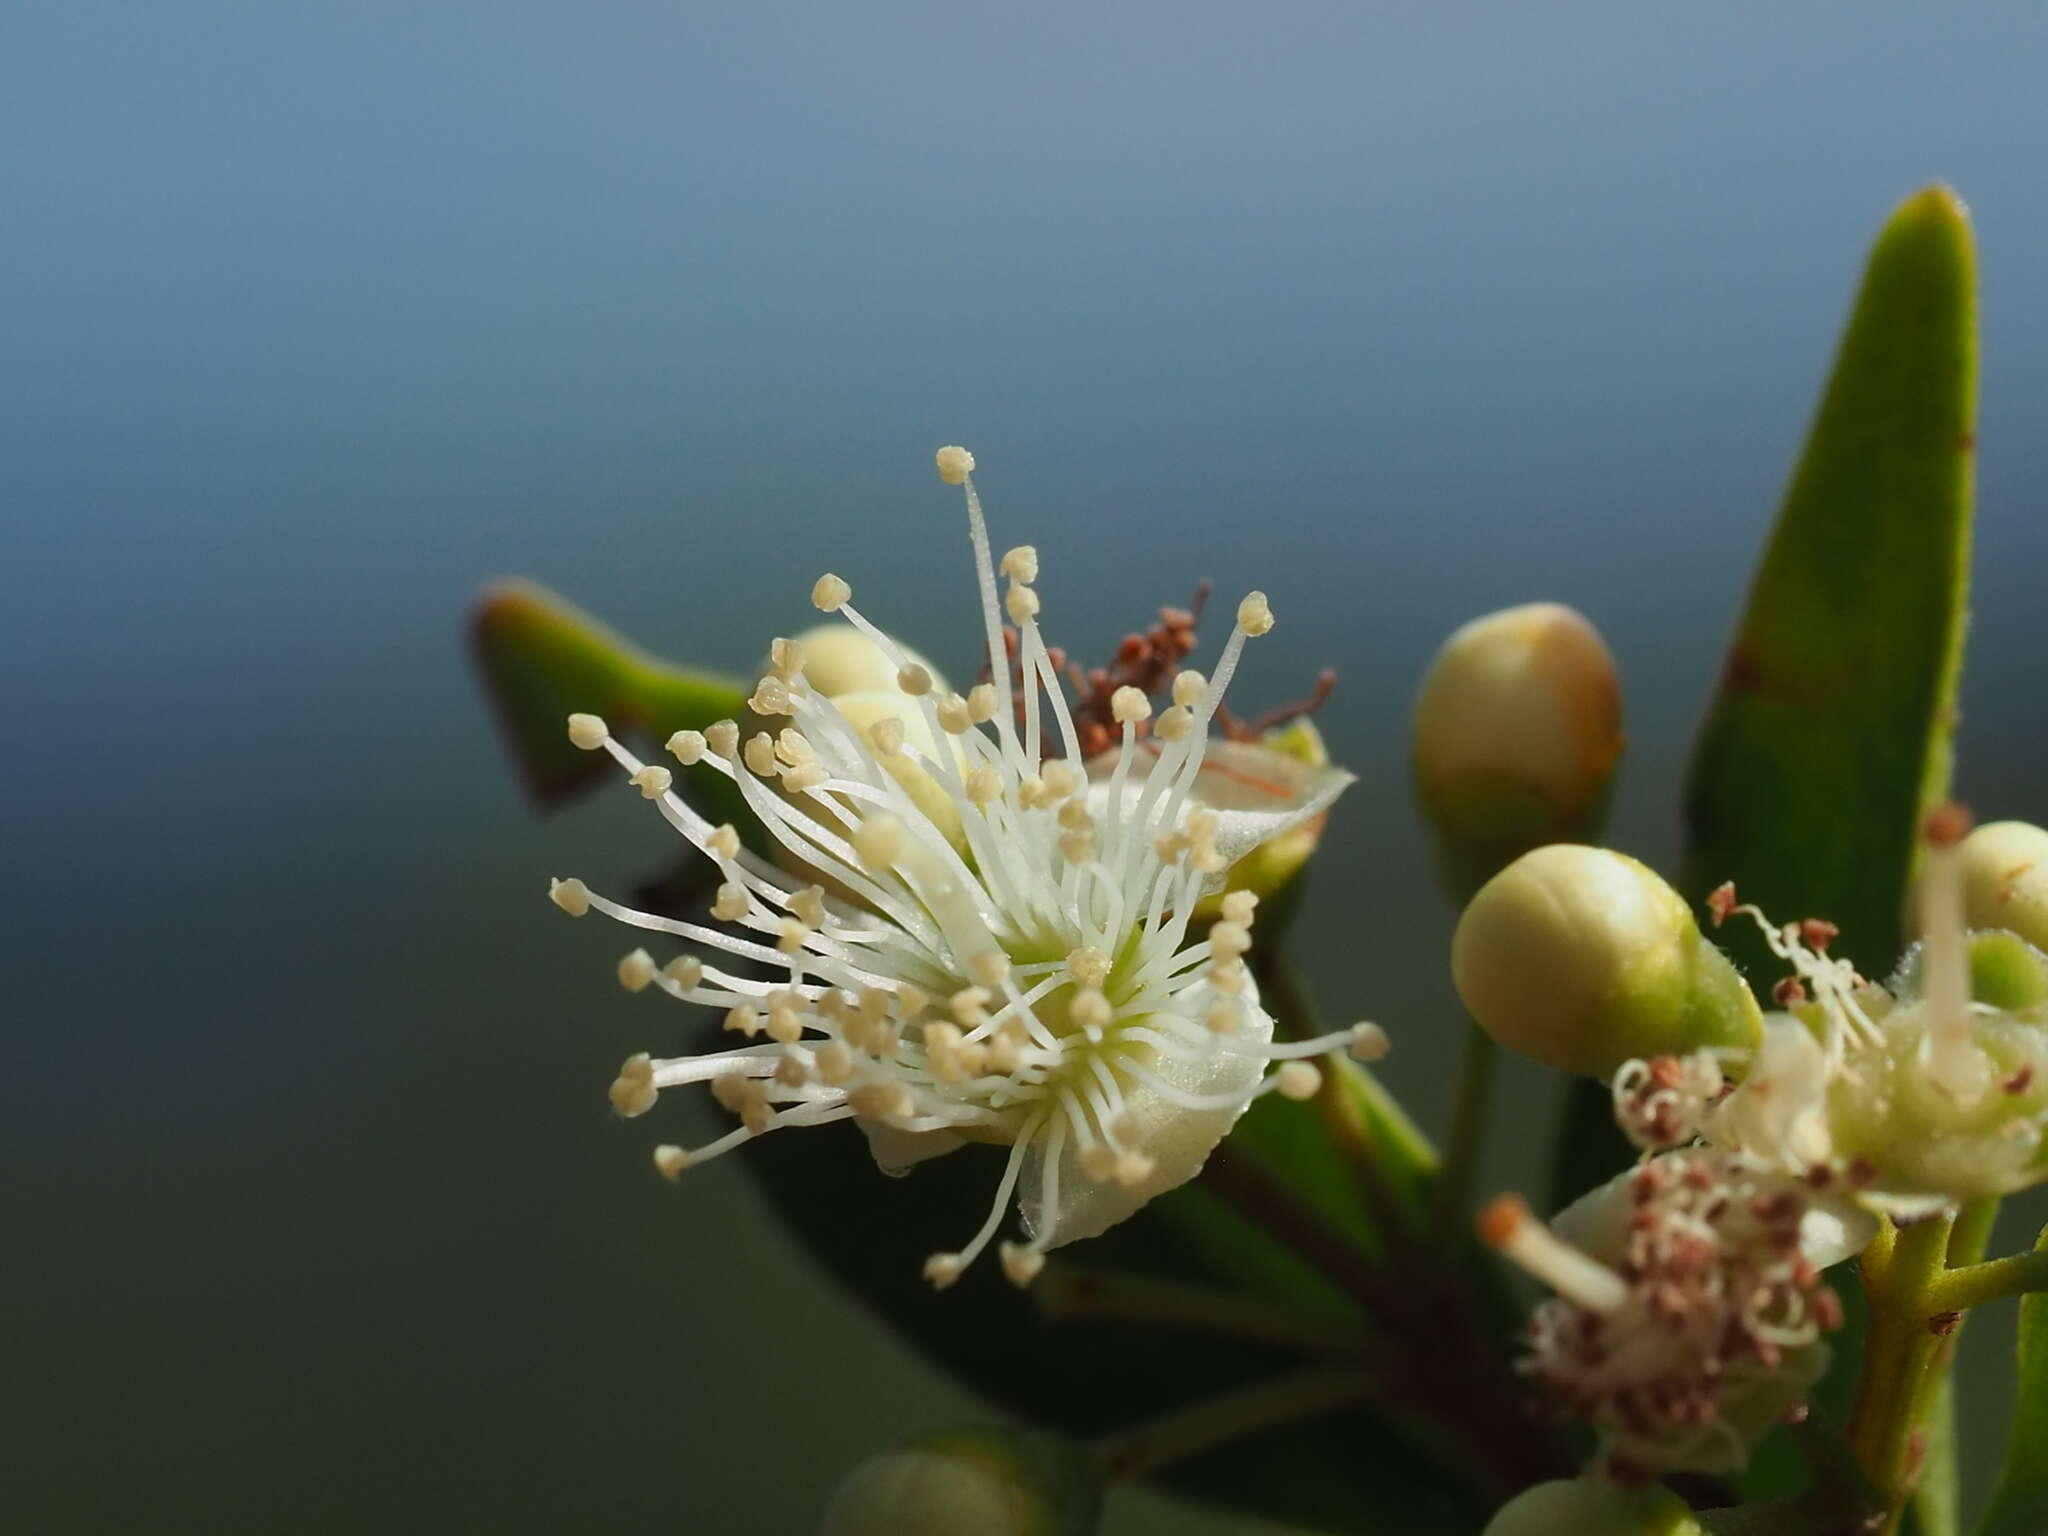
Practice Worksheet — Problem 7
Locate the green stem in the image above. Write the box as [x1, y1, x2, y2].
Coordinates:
[1846, 1214, 1958, 1533]
[1433, 1020, 1496, 1233]
[1089, 1364, 1374, 1482]
[1924, 1248, 2048, 1315]
[1034, 1263, 1380, 1360]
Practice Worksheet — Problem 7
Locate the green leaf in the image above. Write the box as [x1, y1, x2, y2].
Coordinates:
[1680, 185, 1976, 974]
[1541, 186, 1975, 1501]
[1975, 1226, 2048, 1536]
[470, 577, 748, 810]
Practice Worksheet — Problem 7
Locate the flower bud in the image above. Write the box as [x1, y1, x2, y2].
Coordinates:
[779, 623, 948, 702]
[1956, 819, 2048, 951]
[1453, 846, 1762, 1077]
[1413, 603, 1624, 898]
[821, 1426, 1102, 1536]
[1483, 1479, 1701, 1536]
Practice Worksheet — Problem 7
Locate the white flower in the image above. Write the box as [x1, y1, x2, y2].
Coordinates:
[1696, 807, 2048, 1214]
[548, 448, 1369, 1288]
[1481, 1148, 1861, 1477]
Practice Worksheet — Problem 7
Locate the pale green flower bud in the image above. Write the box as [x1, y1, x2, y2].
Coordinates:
[821, 1426, 1101, 1536]
[1413, 603, 1624, 897]
[779, 623, 948, 702]
[1956, 819, 2048, 950]
[1483, 1478, 1701, 1536]
[1453, 846, 1762, 1077]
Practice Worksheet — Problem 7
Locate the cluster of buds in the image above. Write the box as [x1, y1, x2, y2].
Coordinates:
[548, 448, 1377, 1288]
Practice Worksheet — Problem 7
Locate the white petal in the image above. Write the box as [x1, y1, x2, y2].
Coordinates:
[1021, 983, 1274, 1246]
[856, 1117, 965, 1177]
[1553, 1151, 1877, 1271]
[1084, 740, 1354, 891]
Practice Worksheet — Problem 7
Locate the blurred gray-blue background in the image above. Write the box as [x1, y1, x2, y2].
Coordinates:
[5, 4, 2046, 1530]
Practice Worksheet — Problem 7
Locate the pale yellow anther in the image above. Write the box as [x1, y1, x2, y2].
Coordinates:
[1236, 591, 1275, 636]
[1209, 921, 1252, 960]
[767, 1002, 805, 1045]
[1191, 841, 1228, 876]
[742, 732, 778, 776]
[966, 683, 999, 724]
[1016, 774, 1049, 809]
[724, 1004, 761, 1037]
[1113, 1150, 1156, 1188]
[608, 1053, 657, 1118]
[965, 765, 1002, 804]
[1276, 1061, 1323, 1101]
[867, 716, 907, 757]
[1041, 760, 1081, 799]
[815, 1041, 854, 1085]
[566, 712, 608, 750]
[631, 765, 672, 800]
[777, 917, 809, 954]
[790, 885, 827, 929]
[1005, 584, 1041, 625]
[859, 987, 893, 1026]
[867, 1021, 901, 1059]
[712, 881, 750, 922]
[1061, 829, 1096, 864]
[923, 1253, 966, 1290]
[748, 676, 794, 716]
[897, 663, 934, 697]
[811, 573, 851, 611]
[1000, 545, 1039, 583]
[663, 955, 704, 991]
[738, 1087, 775, 1135]
[774, 1050, 810, 1088]
[1210, 958, 1247, 995]
[549, 877, 591, 916]
[781, 762, 829, 793]
[1205, 999, 1240, 1035]
[617, 949, 657, 992]
[935, 693, 972, 734]
[970, 949, 1013, 987]
[652, 1145, 688, 1181]
[852, 812, 905, 870]
[848, 1081, 914, 1121]
[935, 445, 976, 485]
[1111, 686, 1152, 725]
[707, 823, 741, 861]
[1071, 987, 1112, 1031]
[1221, 890, 1259, 927]
[1348, 1023, 1392, 1062]
[1058, 797, 1093, 831]
[769, 636, 807, 682]
[953, 1041, 989, 1077]
[666, 729, 706, 765]
[1079, 1142, 1121, 1182]
[1066, 947, 1110, 988]
[950, 986, 992, 1026]
[1154, 706, 1193, 743]
[775, 728, 812, 765]
[999, 1241, 1045, 1288]
[1172, 670, 1208, 709]
[987, 1026, 1025, 1075]
[705, 719, 740, 759]
[1153, 832, 1188, 864]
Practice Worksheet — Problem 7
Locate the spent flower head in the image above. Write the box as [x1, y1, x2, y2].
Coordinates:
[1481, 1148, 1859, 1478]
[548, 448, 1370, 1288]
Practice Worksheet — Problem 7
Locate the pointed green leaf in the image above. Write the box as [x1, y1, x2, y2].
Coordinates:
[470, 577, 748, 809]
[1975, 1226, 2048, 1536]
[1680, 185, 1976, 973]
